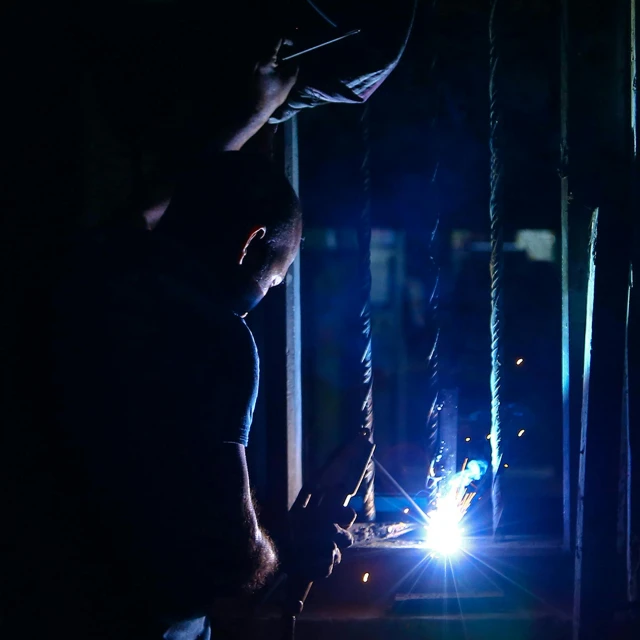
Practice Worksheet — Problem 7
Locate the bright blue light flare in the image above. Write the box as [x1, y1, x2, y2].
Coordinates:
[424, 520, 462, 556]
[423, 459, 488, 556]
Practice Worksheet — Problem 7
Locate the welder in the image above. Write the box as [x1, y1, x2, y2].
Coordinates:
[0, 34, 353, 640]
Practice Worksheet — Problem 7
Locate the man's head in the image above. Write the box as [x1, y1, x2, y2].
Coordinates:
[155, 152, 302, 315]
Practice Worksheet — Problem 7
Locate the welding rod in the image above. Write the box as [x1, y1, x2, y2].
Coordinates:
[281, 29, 361, 61]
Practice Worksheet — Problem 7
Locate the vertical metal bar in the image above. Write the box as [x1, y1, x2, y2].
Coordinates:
[488, 0, 505, 537]
[359, 104, 376, 521]
[572, 0, 634, 636]
[628, 0, 639, 605]
[573, 210, 599, 640]
[560, 0, 571, 552]
[560, 187, 571, 551]
[439, 389, 459, 477]
[622, 265, 633, 601]
[631, 0, 637, 158]
[573, 207, 632, 640]
[283, 116, 303, 509]
[395, 232, 409, 449]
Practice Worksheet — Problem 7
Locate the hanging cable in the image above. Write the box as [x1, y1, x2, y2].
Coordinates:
[359, 102, 376, 521]
[488, 0, 505, 536]
[304, 0, 339, 29]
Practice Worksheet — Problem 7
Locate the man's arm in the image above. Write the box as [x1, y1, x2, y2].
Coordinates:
[218, 443, 278, 593]
[144, 39, 296, 229]
[215, 38, 298, 152]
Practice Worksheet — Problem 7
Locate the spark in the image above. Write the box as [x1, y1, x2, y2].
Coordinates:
[362, 572, 370, 583]
[516, 357, 524, 366]
[465, 437, 471, 442]
[504, 463, 509, 468]
[486, 434, 491, 440]
[403, 507, 410, 514]
[518, 429, 525, 437]
[423, 460, 487, 557]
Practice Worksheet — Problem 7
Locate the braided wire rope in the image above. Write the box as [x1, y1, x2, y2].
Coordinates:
[488, 0, 505, 536]
[359, 102, 376, 521]
[425, 217, 442, 502]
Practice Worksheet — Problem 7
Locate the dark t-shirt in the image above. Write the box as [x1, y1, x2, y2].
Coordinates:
[1, 229, 258, 639]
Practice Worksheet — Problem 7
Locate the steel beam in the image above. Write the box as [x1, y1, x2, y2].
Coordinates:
[571, 1, 635, 635]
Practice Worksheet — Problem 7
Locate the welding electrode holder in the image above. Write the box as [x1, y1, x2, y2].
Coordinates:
[282, 429, 375, 632]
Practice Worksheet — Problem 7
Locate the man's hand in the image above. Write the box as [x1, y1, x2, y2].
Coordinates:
[144, 38, 297, 227]
[250, 38, 299, 124]
[284, 501, 357, 581]
[221, 38, 298, 152]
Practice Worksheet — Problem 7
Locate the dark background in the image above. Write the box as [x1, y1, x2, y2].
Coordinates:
[1, 0, 567, 537]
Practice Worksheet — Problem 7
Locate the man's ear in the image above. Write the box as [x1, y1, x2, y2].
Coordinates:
[239, 226, 267, 264]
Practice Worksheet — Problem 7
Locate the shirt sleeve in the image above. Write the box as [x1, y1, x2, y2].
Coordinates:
[213, 314, 259, 447]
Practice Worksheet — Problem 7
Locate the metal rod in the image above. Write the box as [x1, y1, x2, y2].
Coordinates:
[359, 103, 376, 521]
[284, 116, 303, 509]
[560, 0, 571, 553]
[281, 29, 361, 61]
[488, 0, 505, 537]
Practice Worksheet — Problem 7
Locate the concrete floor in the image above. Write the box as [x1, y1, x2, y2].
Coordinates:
[213, 535, 585, 639]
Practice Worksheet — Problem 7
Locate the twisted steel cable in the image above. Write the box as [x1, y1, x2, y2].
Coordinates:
[359, 102, 376, 521]
[488, 0, 505, 536]
[425, 218, 442, 502]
